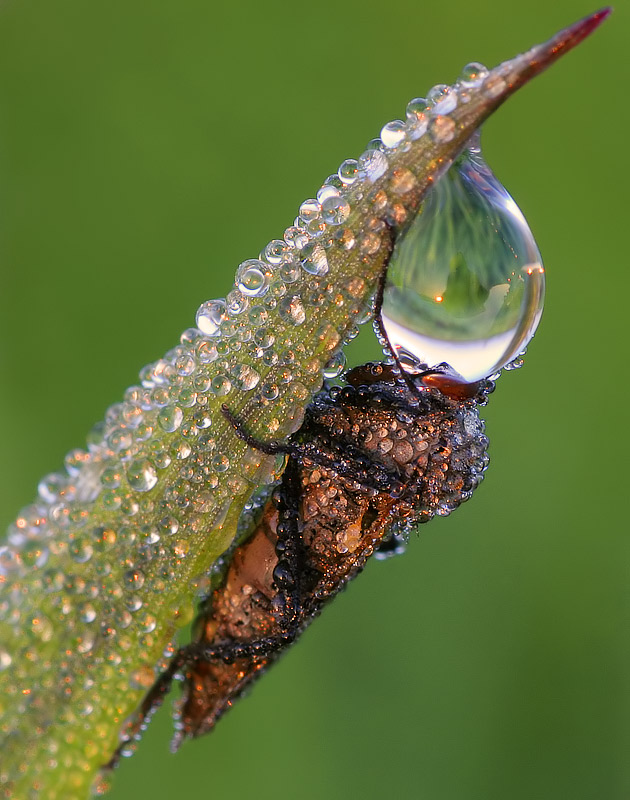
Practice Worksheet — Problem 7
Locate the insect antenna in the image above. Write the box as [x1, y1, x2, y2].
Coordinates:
[372, 254, 422, 399]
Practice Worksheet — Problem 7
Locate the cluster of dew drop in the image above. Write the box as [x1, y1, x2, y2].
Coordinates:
[0, 59, 498, 795]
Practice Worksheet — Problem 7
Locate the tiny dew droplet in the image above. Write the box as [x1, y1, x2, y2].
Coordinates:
[237, 260, 270, 297]
[382, 134, 544, 383]
[278, 296, 306, 326]
[299, 198, 321, 222]
[126, 459, 158, 493]
[210, 375, 232, 396]
[357, 148, 388, 182]
[427, 84, 458, 114]
[380, 120, 407, 149]
[196, 299, 227, 336]
[124, 569, 145, 590]
[300, 242, 328, 276]
[321, 196, 351, 226]
[323, 351, 346, 379]
[158, 405, 183, 433]
[338, 159, 358, 185]
[459, 62, 489, 88]
[230, 363, 260, 391]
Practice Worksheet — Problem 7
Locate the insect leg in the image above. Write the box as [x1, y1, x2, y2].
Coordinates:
[222, 403, 404, 496]
[104, 647, 192, 769]
[220, 404, 291, 455]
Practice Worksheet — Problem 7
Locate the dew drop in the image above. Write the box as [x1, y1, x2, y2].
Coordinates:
[284, 226, 309, 250]
[357, 148, 388, 182]
[317, 183, 340, 204]
[321, 196, 351, 225]
[37, 473, 67, 504]
[213, 454, 230, 473]
[300, 242, 328, 276]
[299, 198, 321, 223]
[427, 84, 458, 114]
[139, 613, 157, 634]
[210, 375, 232, 396]
[196, 340, 218, 364]
[124, 569, 145, 590]
[248, 305, 269, 327]
[237, 260, 270, 297]
[126, 594, 143, 612]
[261, 381, 279, 401]
[380, 120, 407, 149]
[196, 299, 227, 336]
[338, 159, 359, 185]
[69, 541, 93, 564]
[264, 239, 290, 265]
[323, 173, 343, 191]
[77, 633, 96, 654]
[126, 460, 158, 493]
[226, 289, 249, 315]
[175, 353, 195, 376]
[158, 405, 183, 433]
[231, 363, 260, 391]
[80, 603, 97, 623]
[382, 135, 545, 383]
[178, 388, 197, 408]
[278, 296, 306, 326]
[459, 62, 489, 88]
[405, 97, 430, 140]
[323, 351, 346, 379]
[278, 260, 300, 283]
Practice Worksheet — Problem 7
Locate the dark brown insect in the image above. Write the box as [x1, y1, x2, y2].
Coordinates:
[109, 357, 490, 761]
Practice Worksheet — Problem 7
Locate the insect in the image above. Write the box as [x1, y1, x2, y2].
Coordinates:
[108, 266, 493, 763]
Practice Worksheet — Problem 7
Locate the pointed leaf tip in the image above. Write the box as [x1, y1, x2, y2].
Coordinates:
[475, 8, 612, 110]
[550, 7, 612, 53]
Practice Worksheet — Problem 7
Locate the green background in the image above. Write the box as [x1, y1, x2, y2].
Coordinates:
[0, 1, 627, 798]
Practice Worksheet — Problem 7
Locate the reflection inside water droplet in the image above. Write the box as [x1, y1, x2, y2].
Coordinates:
[382, 133, 544, 383]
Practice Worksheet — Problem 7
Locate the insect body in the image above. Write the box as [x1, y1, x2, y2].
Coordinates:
[112, 363, 489, 756]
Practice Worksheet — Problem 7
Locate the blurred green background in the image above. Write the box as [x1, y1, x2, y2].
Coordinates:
[0, 1, 627, 798]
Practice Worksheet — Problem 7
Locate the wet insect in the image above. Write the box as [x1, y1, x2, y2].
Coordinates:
[109, 272, 492, 761]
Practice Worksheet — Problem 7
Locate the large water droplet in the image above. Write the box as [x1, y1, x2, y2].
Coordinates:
[382, 134, 544, 383]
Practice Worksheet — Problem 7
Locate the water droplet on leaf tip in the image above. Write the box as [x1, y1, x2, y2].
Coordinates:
[382, 139, 544, 383]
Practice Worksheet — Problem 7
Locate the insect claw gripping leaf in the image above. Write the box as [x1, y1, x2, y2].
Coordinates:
[0, 10, 610, 798]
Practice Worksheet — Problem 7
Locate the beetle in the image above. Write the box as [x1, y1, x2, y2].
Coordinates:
[109, 276, 492, 761]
